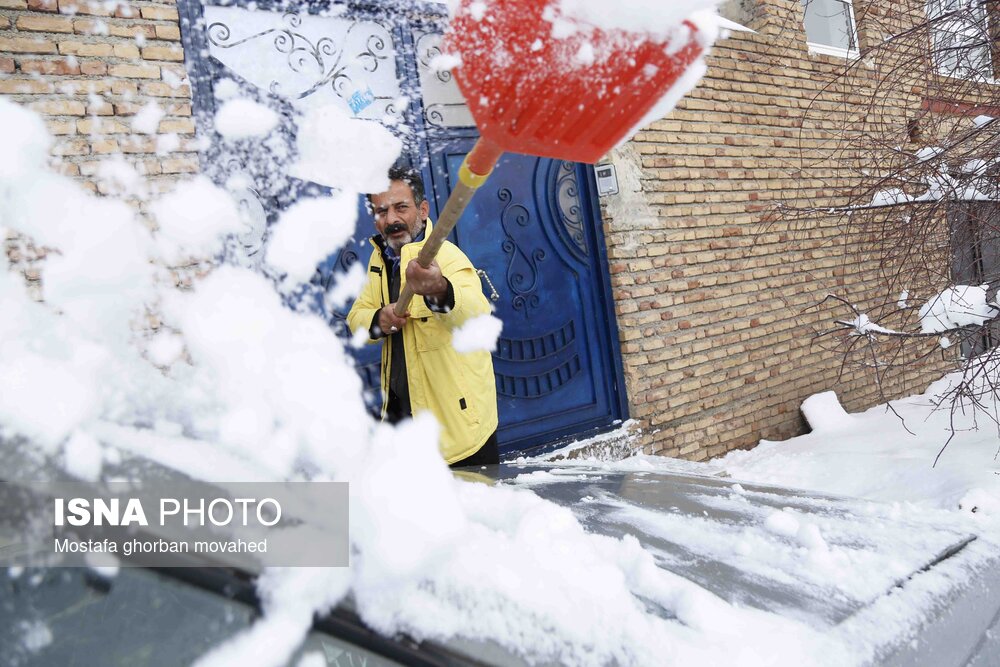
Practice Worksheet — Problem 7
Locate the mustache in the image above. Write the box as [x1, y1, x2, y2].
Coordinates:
[384, 223, 408, 236]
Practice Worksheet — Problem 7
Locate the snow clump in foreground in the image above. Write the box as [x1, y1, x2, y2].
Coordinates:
[214, 97, 280, 140]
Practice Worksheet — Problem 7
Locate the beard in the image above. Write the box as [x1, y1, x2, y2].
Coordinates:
[385, 232, 412, 252]
[383, 221, 419, 252]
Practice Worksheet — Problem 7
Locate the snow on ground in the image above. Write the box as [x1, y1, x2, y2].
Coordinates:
[722, 378, 1000, 523]
[540, 373, 1000, 528]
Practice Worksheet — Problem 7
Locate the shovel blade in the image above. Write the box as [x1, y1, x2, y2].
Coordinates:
[443, 0, 704, 164]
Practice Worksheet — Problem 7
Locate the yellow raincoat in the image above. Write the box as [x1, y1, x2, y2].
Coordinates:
[346, 220, 499, 463]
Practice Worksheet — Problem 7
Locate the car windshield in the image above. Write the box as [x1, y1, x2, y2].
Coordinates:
[0, 567, 408, 667]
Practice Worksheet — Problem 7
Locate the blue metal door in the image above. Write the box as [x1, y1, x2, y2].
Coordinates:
[427, 146, 627, 453]
[178, 0, 627, 455]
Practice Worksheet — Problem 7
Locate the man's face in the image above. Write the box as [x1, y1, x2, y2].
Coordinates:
[371, 180, 430, 252]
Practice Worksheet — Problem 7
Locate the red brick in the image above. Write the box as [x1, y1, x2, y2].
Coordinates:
[17, 57, 81, 75]
[77, 117, 129, 133]
[141, 45, 183, 61]
[55, 79, 111, 94]
[86, 100, 114, 116]
[27, 0, 57, 10]
[160, 156, 198, 174]
[0, 57, 14, 74]
[139, 81, 190, 98]
[52, 139, 90, 156]
[17, 14, 75, 32]
[74, 19, 154, 38]
[0, 37, 58, 54]
[0, 0, 28, 8]
[154, 24, 180, 41]
[29, 99, 86, 116]
[108, 63, 160, 79]
[112, 43, 140, 58]
[45, 119, 77, 135]
[51, 162, 80, 177]
[110, 80, 137, 95]
[139, 5, 176, 20]
[90, 138, 121, 154]
[57, 0, 114, 16]
[159, 118, 194, 134]
[57, 41, 113, 56]
[79, 60, 108, 75]
[119, 136, 155, 153]
[0, 79, 56, 94]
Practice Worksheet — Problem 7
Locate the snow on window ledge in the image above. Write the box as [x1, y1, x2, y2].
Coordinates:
[806, 41, 859, 59]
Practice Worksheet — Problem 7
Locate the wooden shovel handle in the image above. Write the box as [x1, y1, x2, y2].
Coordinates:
[393, 138, 503, 316]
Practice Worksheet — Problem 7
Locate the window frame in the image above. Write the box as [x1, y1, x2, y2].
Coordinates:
[801, 0, 862, 59]
[927, 0, 995, 82]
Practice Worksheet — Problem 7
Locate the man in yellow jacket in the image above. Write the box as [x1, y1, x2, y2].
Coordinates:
[347, 167, 499, 466]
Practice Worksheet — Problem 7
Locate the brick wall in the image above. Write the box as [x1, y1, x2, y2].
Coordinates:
[0, 0, 196, 194]
[601, 0, 951, 459]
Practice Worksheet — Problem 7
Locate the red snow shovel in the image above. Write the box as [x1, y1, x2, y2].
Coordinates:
[393, 0, 704, 316]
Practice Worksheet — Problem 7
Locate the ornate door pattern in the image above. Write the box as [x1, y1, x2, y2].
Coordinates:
[178, 0, 627, 455]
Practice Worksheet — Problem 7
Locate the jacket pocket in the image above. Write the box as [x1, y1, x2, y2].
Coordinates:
[412, 314, 450, 352]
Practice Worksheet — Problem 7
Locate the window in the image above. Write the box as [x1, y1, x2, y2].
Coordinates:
[928, 0, 993, 81]
[800, 0, 860, 57]
[951, 202, 1000, 353]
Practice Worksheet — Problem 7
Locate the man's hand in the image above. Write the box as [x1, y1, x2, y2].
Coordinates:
[405, 259, 449, 300]
[378, 303, 409, 335]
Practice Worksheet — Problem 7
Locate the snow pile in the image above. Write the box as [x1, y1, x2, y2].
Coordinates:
[289, 104, 401, 192]
[918, 285, 998, 333]
[870, 187, 912, 207]
[800, 391, 853, 432]
[720, 378, 1000, 522]
[351, 475, 848, 666]
[62, 430, 104, 482]
[540, 367, 1000, 528]
[451, 313, 503, 352]
[214, 98, 280, 140]
[914, 146, 943, 162]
